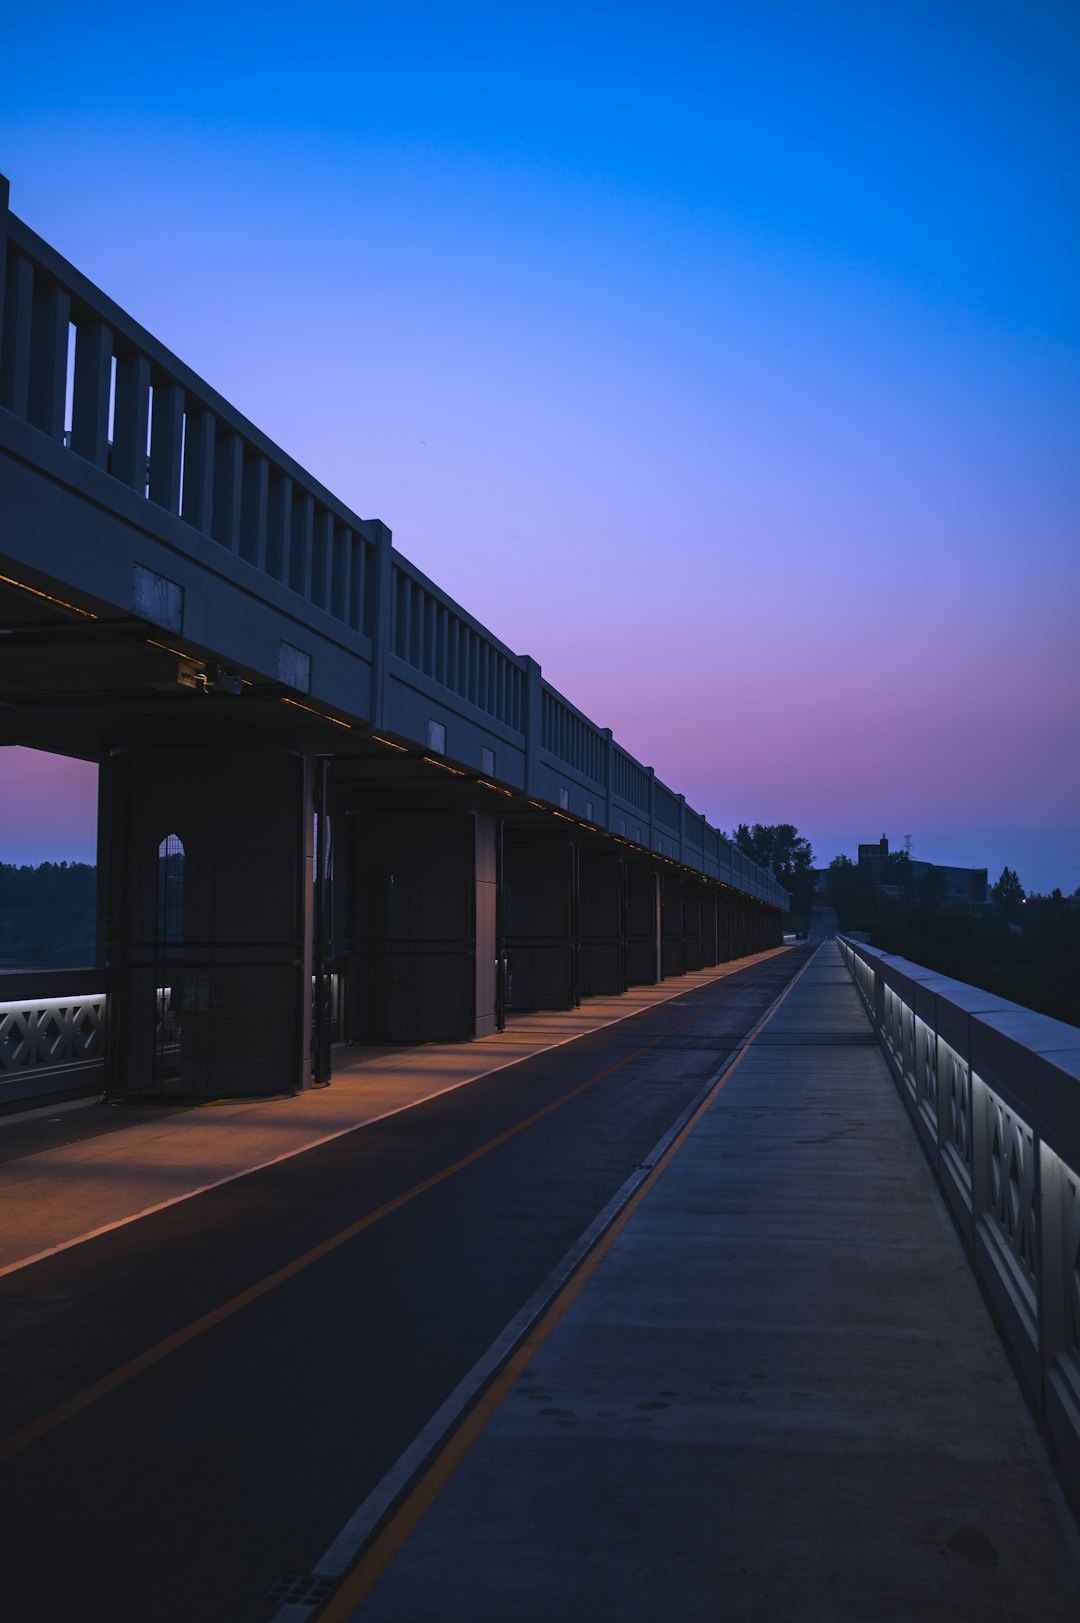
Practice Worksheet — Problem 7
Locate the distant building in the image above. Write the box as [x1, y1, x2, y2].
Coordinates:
[909, 860, 989, 905]
[857, 836, 891, 887]
[856, 836, 987, 905]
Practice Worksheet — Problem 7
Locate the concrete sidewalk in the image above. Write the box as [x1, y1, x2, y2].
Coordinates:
[352, 943, 1080, 1623]
[0, 951, 788, 1276]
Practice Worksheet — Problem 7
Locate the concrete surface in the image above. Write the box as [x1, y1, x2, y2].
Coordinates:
[355, 943, 1080, 1622]
[0, 952, 787, 1275]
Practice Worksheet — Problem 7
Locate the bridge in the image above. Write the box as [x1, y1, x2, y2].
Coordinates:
[0, 172, 787, 1105]
[0, 936, 1077, 1619]
[2, 176, 1079, 1618]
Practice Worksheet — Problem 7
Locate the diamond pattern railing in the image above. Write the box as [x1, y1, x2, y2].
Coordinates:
[0, 979, 105, 1101]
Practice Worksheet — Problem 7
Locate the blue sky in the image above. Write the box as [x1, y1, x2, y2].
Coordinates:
[2, 2, 1078, 888]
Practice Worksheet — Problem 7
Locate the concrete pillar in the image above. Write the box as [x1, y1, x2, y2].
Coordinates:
[713, 891, 727, 962]
[504, 833, 577, 1011]
[579, 848, 625, 997]
[475, 814, 498, 1035]
[626, 861, 661, 985]
[702, 886, 719, 968]
[661, 870, 685, 978]
[683, 879, 704, 972]
[100, 745, 314, 1099]
[342, 807, 495, 1044]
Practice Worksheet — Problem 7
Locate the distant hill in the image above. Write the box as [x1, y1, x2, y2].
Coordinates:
[0, 861, 96, 969]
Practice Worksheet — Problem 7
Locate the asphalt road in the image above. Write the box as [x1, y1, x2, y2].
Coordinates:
[0, 948, 811, 1622]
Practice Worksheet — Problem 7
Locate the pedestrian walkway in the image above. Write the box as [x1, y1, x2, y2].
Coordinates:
[345, 943, 1080, 1623]
[0, 950, 788, 1276]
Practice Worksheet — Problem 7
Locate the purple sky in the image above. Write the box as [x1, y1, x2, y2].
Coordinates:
[2, 4, 1078, 892]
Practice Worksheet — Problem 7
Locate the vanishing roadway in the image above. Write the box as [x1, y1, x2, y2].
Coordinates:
[0, 948, 811, 1622]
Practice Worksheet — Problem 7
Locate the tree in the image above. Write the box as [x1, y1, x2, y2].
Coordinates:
[731, 824, 815, 919]
[992, 866, 1025, 922]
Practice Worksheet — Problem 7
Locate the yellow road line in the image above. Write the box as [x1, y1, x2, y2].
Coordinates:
[316, 945, 819, 1621]
[0, 963, 777, 1469]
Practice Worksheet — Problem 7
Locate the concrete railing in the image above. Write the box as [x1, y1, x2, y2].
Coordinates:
[837, 936, 1080, 1514]
[0, 970, 106, 1105]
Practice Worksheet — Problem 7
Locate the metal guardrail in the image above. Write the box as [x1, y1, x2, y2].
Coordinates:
[0, 970, 106, 1104]
[837, 935, 1080, 1514]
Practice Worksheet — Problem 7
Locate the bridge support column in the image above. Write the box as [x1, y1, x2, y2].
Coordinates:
[660, 871, 685, 978]
[702, 886, 719, 968]
[579, 849, 626, 997]
[342, 808, 496, 1043]
[504, 833, 578, 1011]
[683, 879, 704, 971]
[626, 861, 661, 985]
[100, 745, 314, 1099]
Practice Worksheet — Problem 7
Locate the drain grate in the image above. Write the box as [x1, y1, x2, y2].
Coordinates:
[266, 1572, 336, 1607]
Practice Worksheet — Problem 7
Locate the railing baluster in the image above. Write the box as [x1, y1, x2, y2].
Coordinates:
[240, 452, 269, 568]
[266, 471, 291, 581]
[310, 507, 332, 609]
[211, 428, 243, 548]
[112, 351, 151, 489]
[149, 380, 184, 512]
[351, 534, 366, 633]
[181, 407, 215, 532]
[71, 321, 113, 467]
[331, 522, 350, 621]
[0, 252, 34, 416]
[289, 490, 313, 596]
[28, 280, 69, 438]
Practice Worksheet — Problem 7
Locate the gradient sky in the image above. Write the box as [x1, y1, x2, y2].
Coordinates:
[2, 2, 1078, 890]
